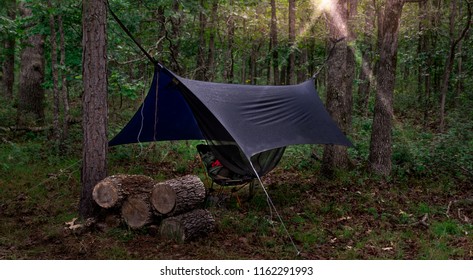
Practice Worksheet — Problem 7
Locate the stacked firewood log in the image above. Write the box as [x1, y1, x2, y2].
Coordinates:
[92, 174, 215, 242]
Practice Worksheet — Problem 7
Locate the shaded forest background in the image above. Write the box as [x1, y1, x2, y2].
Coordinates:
[1, 0, 473, 259]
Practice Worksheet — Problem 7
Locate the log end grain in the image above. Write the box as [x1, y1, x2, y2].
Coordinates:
[150, 183, 176, 215]
[92, 180, 120, 208]
[121, 195, 152, 229]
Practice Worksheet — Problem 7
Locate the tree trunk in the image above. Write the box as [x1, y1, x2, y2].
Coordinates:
[48, 1, 60, 143]
[58, 15, 70, 143]
[206, 0, 218, 81]
[159, 209, 215, 243]
[346, 0, 357, 129]
[156, 6, 165, 52]
[150, 175, 206, 217]
[270, 0, 279, 85]
[439, 0, 472, 132]
[322, 0, 352, 176]
[223, 0, 235, 83]
[169, 0, 182, 74]
[368, 0, 404, 176]
[93, 174, 155, 209]
[1, 0, 16, 99]
[17, 3, 45, 126]
[417, 0, 429, 125]
[196, 0, 207, 81]
[358, 1, 374, 117]
[80, 0, 108, 219]
[288, 0, 296, 85]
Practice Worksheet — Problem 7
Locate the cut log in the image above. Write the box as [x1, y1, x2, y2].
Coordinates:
[150, 175, 205, 216]
[159, 209, 215, 242]
[121, 194, 153, 229]
[92, 174, 154, 208]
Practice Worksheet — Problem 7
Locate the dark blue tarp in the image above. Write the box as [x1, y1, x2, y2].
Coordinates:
[109, 65, 351, 160]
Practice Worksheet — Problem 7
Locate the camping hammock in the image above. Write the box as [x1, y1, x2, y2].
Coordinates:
[106, 4, 351, 186]
[109, 64, 352, 186]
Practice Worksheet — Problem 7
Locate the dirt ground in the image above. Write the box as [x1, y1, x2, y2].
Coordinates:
[1, 161, 472, 260]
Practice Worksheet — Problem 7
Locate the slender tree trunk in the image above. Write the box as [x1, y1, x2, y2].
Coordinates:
[439, 0, 472, 132]
[169, 0, 182, 74]
[17, 3, 45, 126]
[270, 0, 279, 85]
[58, 15, 70, 142]
[288, 0, 296, 85]
[1, 0, 16, 99]
[156, 6, 166, 55]
[417, 1, 427, 105]
[422, 0, 434, 127]
[48, 1, 60, 143]
[249, 42, 258, 85]
[206, 0, 218, 81]
[241, 18, 247, 83]
[368, 0, 404, 176]
[322, 0, 352, 176]
[224, 1, 235, 83]
[196, 0, 207, 80]
[455, 38, 463, 107]
[358, 1, 374, 117]
[80, 0, 108, 219]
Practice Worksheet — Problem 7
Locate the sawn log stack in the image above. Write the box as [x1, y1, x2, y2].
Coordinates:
[92, 174, 214, 242]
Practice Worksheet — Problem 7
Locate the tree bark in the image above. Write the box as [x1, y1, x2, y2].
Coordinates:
[288, 0, 296, 85]
[58, 15, 70, 143]
[159, 209, 215, 243]
[322, 0, 353, 176]
[48, 1, 60, 143]
[206, 0, 218, 81]
[151, 175, 206, 217]
[368, 0, 404, 176]
[17, 3, 45, 126]
[439, 0, 472, 132]
[93, 174, 155, 209]
[1, 0, 16, 99]
[417, 0, 431, 126]
[270, 0, 279, 85]
[80, 0, 108, 219]
[223, 0, 235, 83]
[169, 0, 182, 74]
[196, 0, 207, 81]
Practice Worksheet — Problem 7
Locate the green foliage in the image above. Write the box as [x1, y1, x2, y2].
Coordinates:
[384, 118, 473, 181]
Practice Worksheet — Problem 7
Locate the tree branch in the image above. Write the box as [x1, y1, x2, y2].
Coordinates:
[452, 0, 472, 49]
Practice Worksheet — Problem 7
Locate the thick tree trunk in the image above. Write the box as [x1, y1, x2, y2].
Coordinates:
[17, 4, 45, 126]
[160, 209, 215, 242]
[322, 0, 352, 175]
[93, 174, 155, 209]
[80, 0, 108, 219]
[368, 0, 404, 176]
[151, 175, 206, 217]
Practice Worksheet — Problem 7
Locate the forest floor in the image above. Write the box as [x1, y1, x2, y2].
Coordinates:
[1, 137, 472, 260]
